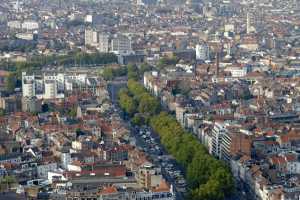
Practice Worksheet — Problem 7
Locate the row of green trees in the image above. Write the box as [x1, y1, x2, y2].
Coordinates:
[150, 113, 234, 200]
[0, 176, 17, 192]
[102, 66, 127, 81]
[102, 63, 152, 81]
[117, 80, 234, 200]
[29, 52, 117, 68]
[118, 79, 160, 124]
[157, 56, 179, 69]
[0, 52, 118, 77]
[0, 52, 118, 94]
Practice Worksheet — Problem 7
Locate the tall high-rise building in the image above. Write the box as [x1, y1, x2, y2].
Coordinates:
[22, 73, 35, 98]
[85, 29, 110, 52]
[85, 29, 98, 47]
[212, 122, 231, 162]
[44, 80, 58, 99]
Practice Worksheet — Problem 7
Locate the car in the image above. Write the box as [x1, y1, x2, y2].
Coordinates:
[174, 170, 181, 175]
[165, 166, 171, 171]
[167, 169, 174, 173]
[167, 164, 174, 168]
[176, 179, 186, 185]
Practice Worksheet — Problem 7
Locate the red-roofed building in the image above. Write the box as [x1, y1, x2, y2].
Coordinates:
[98, 186, 118, 195]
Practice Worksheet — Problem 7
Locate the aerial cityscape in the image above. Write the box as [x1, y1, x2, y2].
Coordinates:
[0, 0, 299, 200]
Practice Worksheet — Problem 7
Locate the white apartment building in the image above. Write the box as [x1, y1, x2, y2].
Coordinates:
[212, 122, 232, 162]
[85, 29, 110, 52]
[16, 33, 35, 41]
[44, 80, 58, 99]
[22, 72, 97, 100]
[21, 20, 39, 30]
[7, 20, 21, 29]
[22, 73, 36, 98]
[224, 66, 247, 78]
[98, 33, 109, 52]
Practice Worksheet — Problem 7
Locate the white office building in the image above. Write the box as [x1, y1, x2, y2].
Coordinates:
[85, 29, 98, 47]
[85, 15, 93, 23]
[196, 43, 210, 61]
[111, 34, 132, 55]
[85, 29, 110, 52]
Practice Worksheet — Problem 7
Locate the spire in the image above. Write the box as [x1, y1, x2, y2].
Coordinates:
[246, 12, 251, 34]
[16, 0, 20, 12]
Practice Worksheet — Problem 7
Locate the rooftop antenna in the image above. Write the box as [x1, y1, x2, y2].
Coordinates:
[216, 51, 220, 77]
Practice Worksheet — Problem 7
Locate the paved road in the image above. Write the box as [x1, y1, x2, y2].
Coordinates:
[128, 124, 186, 200]
[0, 192, 26, 200]
[109, 102, 186, 200]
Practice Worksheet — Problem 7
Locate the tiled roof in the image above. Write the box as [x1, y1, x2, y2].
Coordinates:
[98, 186, 118, 195]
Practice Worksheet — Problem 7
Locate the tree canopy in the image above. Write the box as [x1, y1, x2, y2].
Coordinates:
[118, 88, 137, 116]
[5, 73, 17, 93]
[117, 80, 235, 199]
[0, 52, 118, 80]
[102, 63, 153, 81]
[157, 56, 179, 69]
